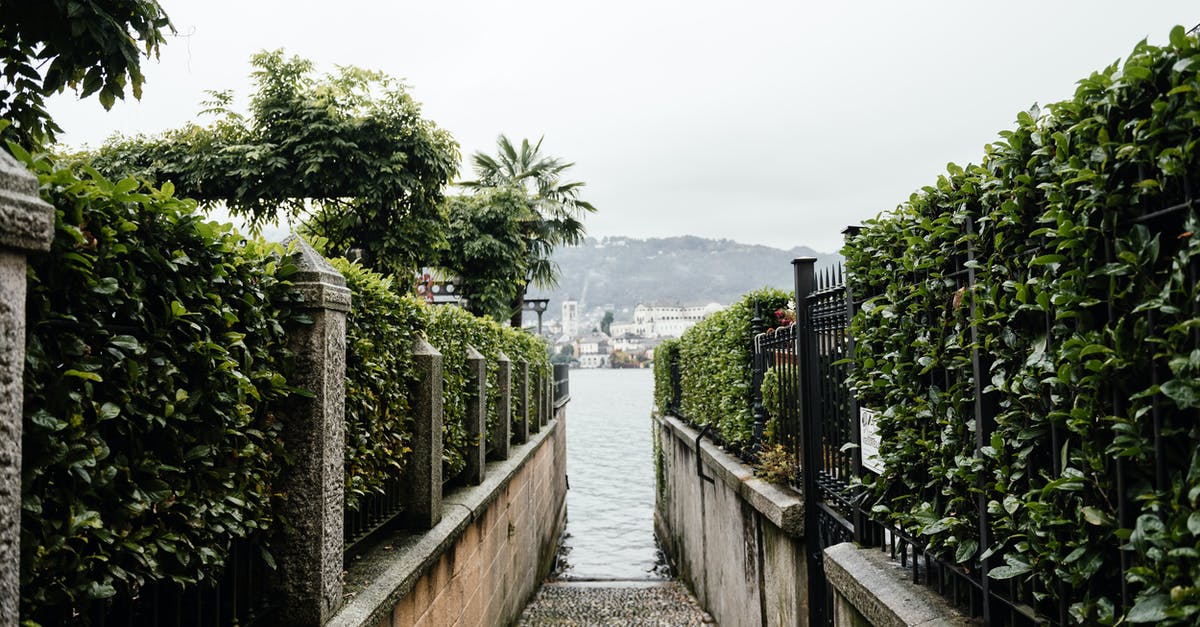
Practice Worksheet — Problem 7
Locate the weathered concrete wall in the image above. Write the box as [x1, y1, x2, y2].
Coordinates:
[330, 402, 568, 627]
[653, 414, 807, 627]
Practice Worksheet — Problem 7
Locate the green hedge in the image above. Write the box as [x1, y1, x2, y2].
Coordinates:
[846, 26, 1200, 625]
[498, 326, 552, 434]
[652, 338, 679, 415]
[18, 150, 300, 622]
[335, 261, 551, 495]
[332, 259, 425, 509]
[665, 288, 790, 449]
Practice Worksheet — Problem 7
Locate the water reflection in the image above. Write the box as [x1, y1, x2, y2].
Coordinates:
[553, 369, 669, 581]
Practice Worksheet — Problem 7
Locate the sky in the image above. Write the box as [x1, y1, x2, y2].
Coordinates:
[47, 1, 1199, 255]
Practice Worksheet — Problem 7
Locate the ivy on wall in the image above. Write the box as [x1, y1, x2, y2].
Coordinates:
[845, 26, 1200, 625]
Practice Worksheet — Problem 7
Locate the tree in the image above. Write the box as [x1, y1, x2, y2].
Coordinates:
[440, 187, 531, 319]
[600, 311, 614, 335]
[86, 50, 459, 277]
[1, 0, 172, 147]
[462, 135, 595, 325]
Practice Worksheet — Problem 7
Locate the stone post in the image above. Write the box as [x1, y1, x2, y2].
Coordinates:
[464, 345, 486, 485]
[530, 370, 542, 433]
[405, 338, 443, 529]
[277, 235, 351, 627]
[490, 352, 512, 460]
[514, 360, 530, 443]
[0, 153, 53, 625]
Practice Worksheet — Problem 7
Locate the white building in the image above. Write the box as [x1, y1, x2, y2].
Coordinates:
[575, 333, 611, 369]
[561, 300, 579, 338]
[609, 302, 723, 338]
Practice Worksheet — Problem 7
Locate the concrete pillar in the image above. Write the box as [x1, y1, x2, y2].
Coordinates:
[514, 360, 530, 443]
[405, 338, 443, 529]
[277, 235, 352, 626]
[464, 345, 486, 485]
[490, 352, 512, 460]
[0, 153, 54, 625]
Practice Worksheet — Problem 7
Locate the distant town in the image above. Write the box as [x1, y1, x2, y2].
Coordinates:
[529, 301, 723, 369]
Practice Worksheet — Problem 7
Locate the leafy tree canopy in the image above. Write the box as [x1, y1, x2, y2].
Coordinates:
[87, 50, 460, 277]
[462, 135, 594, 290]
[1, 0, 172, 147]
[459, 135, 595, 326]
[440, 187, 532, 320]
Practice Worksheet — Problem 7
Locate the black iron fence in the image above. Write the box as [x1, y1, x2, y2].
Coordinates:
[554, 363, 570, 405]
[82, 539, 276, 627]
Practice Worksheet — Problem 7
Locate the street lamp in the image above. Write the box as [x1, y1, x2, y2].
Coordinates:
[523, 298, 550, 335]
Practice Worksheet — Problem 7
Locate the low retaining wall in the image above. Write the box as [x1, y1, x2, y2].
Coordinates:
[331, 402, 568, 627]
[653, 414, 807, 627]
[654, 413, 976, 627]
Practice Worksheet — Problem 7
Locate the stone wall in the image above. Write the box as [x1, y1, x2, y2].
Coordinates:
[653, 414, 806, 627]
[330, 402, 568, 627]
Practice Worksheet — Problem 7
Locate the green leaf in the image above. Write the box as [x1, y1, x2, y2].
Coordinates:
[110, 335, 140, 351]
[987, 563, 1031, 580]
[63, 369, 103, 382]
[87, 581, 117, 600]
[1161, 379, 1200, 408]
[1126, 594, 1169, 623]
[1188, 511, 1200, 536]
[97, 402, 120, 421]
[955, 539, 978, 563]
[1081, 506, 1109, 526]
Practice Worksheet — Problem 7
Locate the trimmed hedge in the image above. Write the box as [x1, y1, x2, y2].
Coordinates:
[335, 261, 552, 494]
[332, 259, 424, 509]
[19, 151, 301, 622]
[665, 288, 790, 449]
[652, 338, 679, 415]
[846, 26, 1200, 625]
[15, 151, 555, 622]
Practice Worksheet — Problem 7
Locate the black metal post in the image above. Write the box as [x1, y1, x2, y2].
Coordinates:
[966, 217, 996, 623]
[793, 257, 825, 627]
[751, 303, 767, 454]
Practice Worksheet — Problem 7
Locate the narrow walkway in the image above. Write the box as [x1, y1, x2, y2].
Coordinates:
[517, 580, 715, 626]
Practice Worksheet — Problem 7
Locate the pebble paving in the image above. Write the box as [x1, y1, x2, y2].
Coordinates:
[517, 580, 716, 626]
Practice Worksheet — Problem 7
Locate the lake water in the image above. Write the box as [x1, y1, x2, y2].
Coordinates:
[553, 368, 668, 581]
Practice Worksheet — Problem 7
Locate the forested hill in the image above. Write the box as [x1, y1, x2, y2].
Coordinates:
[527, 235, 841, 319]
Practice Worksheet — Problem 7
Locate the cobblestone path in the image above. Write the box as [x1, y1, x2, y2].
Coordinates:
[517, 580, 715, 626]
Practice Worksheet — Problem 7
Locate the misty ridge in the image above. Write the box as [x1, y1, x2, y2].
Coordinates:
[528, 235, 841, 320]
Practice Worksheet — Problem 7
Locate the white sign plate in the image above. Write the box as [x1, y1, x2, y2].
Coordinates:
[859, 407, 884, 474]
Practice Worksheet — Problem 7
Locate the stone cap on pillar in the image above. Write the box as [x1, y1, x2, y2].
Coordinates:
[497, 351, 510, 364]
[0, 151, 54, 252]
[282, 234, 351, 313]
[465, 345, 484, 361]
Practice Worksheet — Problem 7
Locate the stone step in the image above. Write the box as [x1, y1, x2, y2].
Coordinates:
[517, 579, 716, 626]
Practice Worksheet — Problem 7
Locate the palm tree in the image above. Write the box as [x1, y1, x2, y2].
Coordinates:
[462, 135, 596, 326]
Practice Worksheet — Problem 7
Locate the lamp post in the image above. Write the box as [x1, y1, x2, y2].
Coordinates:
[523, 298, 550, 335]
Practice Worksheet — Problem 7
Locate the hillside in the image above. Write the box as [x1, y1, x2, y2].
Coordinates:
[527, 235, 840, 322]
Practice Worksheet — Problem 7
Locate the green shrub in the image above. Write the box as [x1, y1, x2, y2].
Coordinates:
[332, 258, 425, 509]
[652, 338, 679, 415]
[18, 150, 300, 622]
[846, 26, 1200, 625]
[425, 305, 505, 478]
[671, 287, 790, 449]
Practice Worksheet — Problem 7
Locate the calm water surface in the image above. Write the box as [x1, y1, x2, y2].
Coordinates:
[554, 368, 666, 581]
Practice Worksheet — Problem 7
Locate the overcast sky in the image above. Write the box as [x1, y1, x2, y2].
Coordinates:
[47, 1, 1197, 254]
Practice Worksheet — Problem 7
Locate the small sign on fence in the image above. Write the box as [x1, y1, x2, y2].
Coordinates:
[859, 407, 884, 474]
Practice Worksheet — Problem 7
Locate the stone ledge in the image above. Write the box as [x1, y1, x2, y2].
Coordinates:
[824, 542, 976, 627]
[328, 414, 563, 627]
[656, 414, 804, 536]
